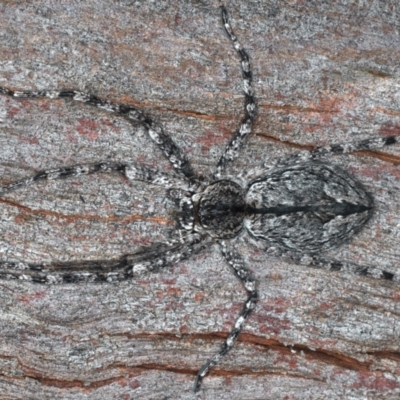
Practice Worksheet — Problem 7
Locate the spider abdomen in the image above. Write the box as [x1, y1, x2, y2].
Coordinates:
[244, 162, 374, 253]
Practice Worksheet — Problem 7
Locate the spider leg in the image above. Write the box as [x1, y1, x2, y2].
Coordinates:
[214, 6, 256, 179]
[0, 86, 197, 183]
[0, 233, 210, 284]
[311, 136, 400, 158]
[302, 255, 400, 283]
[0, 161, 194, 195]
[0, 258, 127, 284]
[245, 134, 400, 174]
[247, 238, 399, 285]
[194, 240, 257, 392]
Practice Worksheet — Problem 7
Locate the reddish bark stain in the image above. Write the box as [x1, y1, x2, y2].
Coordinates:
[350, 164, 400, 182]
[312, 368, 322, 377]
[166, 287, 182, 297]
[99, 117, 116, 128]
[349, 165, 383, 182]
[14, 214, 28, 224]
[121, 394, 130, 400]
[262, 296, 290, 314]
[371, 224, 383, 240]
[136, 279, 153, 286]
[16, 290, 47, 304]
[223, 376, 233, 388]
[17, 135, 40, 145]
[194, 292, 205, 302]
[65, 129, 79, 143]
[257, 315, 291, 335]
[392, 292, 400, 302]
[129, 379, 141, 390]
[193, 129, 227, 155]
[179, 325, 188, 334]
[133, 154, 148, 164]
[20, 99, 33, 109]
[379, 122, 400, 137]
[7, 106, 20, 118]
[76, 118, 99, 140]
[274, 351, 298, 370]
[117, 377, 130, 388]
[155, 290, 164, 301]
[39, 101, 51, 111]
[318, 301, 335, 311]
[162, 278, 177, 286]
[173, 262, 189, 275]
[352, 371, 399, 390]
[288, 357, 298, 370]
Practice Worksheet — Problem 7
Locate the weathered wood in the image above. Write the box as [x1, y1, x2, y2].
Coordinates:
[0, 1, 399, 398]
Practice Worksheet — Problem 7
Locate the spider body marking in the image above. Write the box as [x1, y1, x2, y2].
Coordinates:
[191, 161, 373, 251]
[0, 5, 399, 393]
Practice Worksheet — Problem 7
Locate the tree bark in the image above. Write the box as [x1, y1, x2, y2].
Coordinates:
[0, 1, 399, 399]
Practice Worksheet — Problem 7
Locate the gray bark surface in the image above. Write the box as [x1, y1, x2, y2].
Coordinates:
[0, 1, 399, 399]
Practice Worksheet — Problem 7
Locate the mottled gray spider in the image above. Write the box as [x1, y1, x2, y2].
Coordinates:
[0, 5, 399, 392]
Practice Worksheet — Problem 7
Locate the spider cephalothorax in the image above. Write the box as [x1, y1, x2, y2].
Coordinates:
[0, 5, 398, 393]
[196, 180, 245, 238]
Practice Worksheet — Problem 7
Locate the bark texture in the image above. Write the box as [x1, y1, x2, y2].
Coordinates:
[0, 1, 399, 399]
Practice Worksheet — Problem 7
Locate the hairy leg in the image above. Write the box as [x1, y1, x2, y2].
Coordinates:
[248, 235, 399, 285]
[0, 233, 209, 284]
[311, 136, 400, 158]
[214, 6, 257, 179]
[301, 255, 399, 283]
[0, 87, 197, 183]
[0, 161, 193, 196]
[247, 134, 400, 174]
[194, 240, 258, 392]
